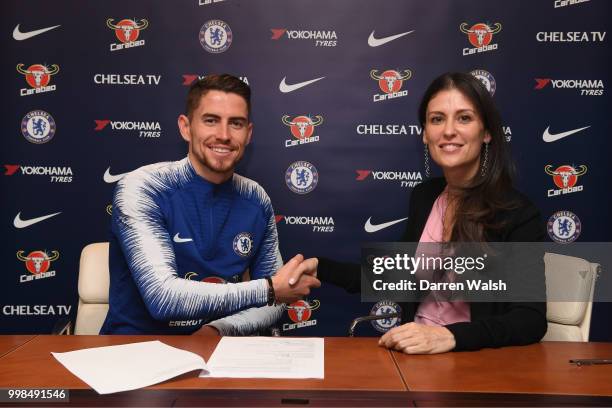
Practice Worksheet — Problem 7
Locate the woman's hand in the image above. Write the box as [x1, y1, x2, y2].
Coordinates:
[379, 322, 456, 354]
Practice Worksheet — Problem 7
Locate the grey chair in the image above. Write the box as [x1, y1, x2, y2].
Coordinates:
[542, 252, 599, 342]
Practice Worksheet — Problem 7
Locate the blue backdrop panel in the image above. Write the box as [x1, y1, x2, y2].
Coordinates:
[2, 0, 611, 339]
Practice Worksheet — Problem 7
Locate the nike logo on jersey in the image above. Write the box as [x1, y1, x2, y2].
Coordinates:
[14, 211, 61, 228]
[173, 233, 193, 243]
[104, 167, 129, 183]
[368, 29, 414, 47]
[279, 76, 325, 93]
[542, 125, 590, 142]
[13, 24, 61, 41]
[364, 217, 408, 233]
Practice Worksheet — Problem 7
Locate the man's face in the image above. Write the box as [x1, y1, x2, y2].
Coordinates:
[178, 90, 252, 183]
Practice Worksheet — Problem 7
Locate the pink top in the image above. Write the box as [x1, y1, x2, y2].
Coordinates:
[414, 190, 471, 326]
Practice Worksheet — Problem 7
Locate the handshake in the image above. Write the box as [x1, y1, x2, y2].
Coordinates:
[270, 254, 320, 304]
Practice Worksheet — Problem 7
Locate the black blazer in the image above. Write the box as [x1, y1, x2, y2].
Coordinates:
[318, 178, 547, 351]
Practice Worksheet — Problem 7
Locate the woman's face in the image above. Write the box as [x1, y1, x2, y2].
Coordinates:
[423, 88, 491, 181]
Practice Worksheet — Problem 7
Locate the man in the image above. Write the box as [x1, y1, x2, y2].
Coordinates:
[100, 74, 320, 335]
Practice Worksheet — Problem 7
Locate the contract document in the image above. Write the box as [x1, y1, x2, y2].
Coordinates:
[52, 340, 207, 394]
[200, 337, 324, 379]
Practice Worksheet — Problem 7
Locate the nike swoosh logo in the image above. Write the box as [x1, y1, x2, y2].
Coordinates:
[368, 30, 414, 47]
[542, 125, 590, 143]
[364, 217, 408, 233]
[103, 167, 129, 183]
[14, 211, 61, 228]
[13, 24, 61, 41]
[173, 233, 193, 243]
[279, 76, 325, 93]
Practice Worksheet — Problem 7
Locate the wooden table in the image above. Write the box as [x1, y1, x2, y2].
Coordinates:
[0, 335, 406, 406]
[1, 336, 612, 406]
[0, 335, 36, 358]
[393, 341, 612, 406]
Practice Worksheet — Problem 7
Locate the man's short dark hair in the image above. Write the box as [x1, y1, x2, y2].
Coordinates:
[185, 74, 251, 119]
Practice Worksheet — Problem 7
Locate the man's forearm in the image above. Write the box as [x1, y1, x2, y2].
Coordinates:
[206, 303, 285, 336]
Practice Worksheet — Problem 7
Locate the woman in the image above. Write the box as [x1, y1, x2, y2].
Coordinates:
[319, 72, 547, 354]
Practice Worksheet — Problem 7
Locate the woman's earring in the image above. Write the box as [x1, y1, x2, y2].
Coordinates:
[424, 144, 430, 178]
[481, 142, 489, 176]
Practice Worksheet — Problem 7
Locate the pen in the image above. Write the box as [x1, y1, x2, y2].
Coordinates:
[569, 359, 612, 366]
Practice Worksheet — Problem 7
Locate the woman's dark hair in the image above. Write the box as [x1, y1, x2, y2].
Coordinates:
[418, 72, 519, 241]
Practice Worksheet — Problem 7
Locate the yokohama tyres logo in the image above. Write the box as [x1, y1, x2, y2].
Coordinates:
[275, 215, 335, 232]
[3, 164, 73, 182]
[356, 170, 422, 188]
[534, 78, 604, 96]
[94, 119, 161, 138]
[270, 28, 337, 47]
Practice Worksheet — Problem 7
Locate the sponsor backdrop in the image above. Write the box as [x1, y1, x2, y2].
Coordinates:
[2, 0, 611, 339]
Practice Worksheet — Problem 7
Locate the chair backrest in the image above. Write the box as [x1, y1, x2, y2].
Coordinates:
[543, 252, 599, 342]
[75, 242, 110, 335]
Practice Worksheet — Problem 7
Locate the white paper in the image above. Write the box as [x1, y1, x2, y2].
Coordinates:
[52, 340, 207, 394]
[200, 337, 324, 379]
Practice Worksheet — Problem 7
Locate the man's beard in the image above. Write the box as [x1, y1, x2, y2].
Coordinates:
[195, 145, 243, 175]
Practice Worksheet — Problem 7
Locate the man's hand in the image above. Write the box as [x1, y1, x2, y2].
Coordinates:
[378, 322, 456, 354]
[272, 254, 320, 304]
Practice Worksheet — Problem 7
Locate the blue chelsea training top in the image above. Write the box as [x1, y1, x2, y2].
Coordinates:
[100, 157, 284, 335]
